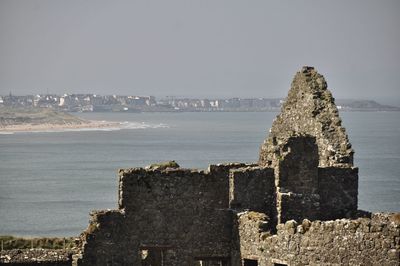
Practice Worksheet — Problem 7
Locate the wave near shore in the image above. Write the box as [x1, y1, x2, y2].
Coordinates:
[0, 120, 169, 134]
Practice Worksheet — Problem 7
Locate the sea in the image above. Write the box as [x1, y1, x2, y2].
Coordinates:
[0, 111, 399, 237]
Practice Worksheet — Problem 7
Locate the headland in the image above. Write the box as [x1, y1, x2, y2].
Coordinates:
[0, 107, 120, 133]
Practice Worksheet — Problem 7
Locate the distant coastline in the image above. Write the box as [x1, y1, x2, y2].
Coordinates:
[0, 120, 121, 133]
[0, 107, 121, 133]
[1, 94, 399, 113]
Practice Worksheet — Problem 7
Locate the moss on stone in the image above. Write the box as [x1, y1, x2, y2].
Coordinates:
[146, 160, 180, 170]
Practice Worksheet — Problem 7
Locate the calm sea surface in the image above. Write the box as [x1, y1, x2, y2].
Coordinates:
[0, 111, 399, 236]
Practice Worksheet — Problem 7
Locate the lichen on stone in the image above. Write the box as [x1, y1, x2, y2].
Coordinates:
[145, 160, 180, 170]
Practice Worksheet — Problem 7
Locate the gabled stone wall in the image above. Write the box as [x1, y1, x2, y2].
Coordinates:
[257, 67, 359, 224]
[259, 66, 353, 168]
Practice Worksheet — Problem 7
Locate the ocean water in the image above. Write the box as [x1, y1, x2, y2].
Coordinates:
[0, 111, 399, 237]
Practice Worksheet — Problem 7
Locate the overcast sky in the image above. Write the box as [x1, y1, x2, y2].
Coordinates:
[0, 0, 399, 105]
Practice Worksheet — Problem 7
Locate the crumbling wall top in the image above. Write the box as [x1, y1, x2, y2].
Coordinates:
[259, 66, 354, 168]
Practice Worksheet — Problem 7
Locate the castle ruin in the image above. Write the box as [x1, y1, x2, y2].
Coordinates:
[71, 67, 398, 266]
[1, 67, 398, 265]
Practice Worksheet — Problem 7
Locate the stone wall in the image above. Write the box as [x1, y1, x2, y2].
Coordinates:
[0, 249, 73, 265]
[273, 135, 320, 224]
[259, 66, 353, 168]
[229, 166, 275, 214]
[73, 210, 126, 266]
[260, 133, 358, 224]
[231, 211, 271, 264]
[234, 212, 400, 266]
[318, 167, 359, 220]
[76, 163, 251, 266]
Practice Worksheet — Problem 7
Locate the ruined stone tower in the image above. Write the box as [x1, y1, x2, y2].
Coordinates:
[258, 66, 357, 224]
[69, 67, 398, 266]
[259, 66, 354, 168]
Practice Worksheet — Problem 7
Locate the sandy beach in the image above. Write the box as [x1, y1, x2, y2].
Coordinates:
[0, 120, 122, 133]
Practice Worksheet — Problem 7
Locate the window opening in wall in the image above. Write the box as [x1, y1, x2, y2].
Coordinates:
[140, 247, 167, 266]
[274, 263, 287, 266]
[243, 258, 258, 266]
[194, 257, 229, 266]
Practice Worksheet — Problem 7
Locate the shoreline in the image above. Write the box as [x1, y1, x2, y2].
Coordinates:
[0, 120, 122, 133]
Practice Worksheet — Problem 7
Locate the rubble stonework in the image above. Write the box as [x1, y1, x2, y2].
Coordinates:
[259, 66, 354, 168]
[2, 67, 398, 266]
[234, 212, 399, 266]
[257, 67, 359, 225]
[0, 249, 73, 265]
[74, 163, 257, 266]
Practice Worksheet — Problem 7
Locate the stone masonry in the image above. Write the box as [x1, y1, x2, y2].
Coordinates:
[74, 164, 258, 266]
[0, 249, 73, 265]
[259, 66, 353, 168]
[233, 211, 399, 266]
[69, 67, 398, 266]
[4, 67, 396, 266]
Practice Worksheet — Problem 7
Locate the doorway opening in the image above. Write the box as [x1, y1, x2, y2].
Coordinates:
[243, 258, 258, 266]
[194, 257, 229, 266]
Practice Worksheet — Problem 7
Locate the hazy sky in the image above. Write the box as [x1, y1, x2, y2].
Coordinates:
[0, 1, 399, 105]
